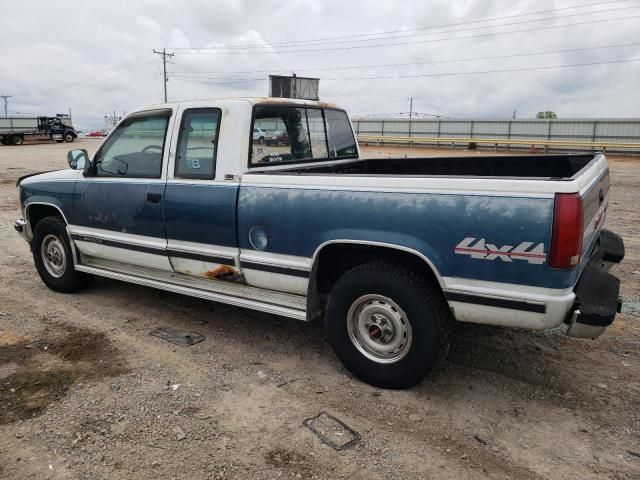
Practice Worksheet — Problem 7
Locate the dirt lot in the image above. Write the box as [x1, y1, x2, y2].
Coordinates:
[0, 139, 639, 479]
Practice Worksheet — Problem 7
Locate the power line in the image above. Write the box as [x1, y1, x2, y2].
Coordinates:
[154, 48, 174, 102]
[194, 0, 638, 49]
[168, 41, 640, 77]
[42, 57, 158, 97]
[170, 57, 640, 85]
[173, 77, 266, 86]
[323, 57, 640, 80]
[172, 2, 640, 53]
[176, 13, 640, 55]
[41, 52, 152, 95]
[179, 3, 640, 52]
[47, 72, 163, 104]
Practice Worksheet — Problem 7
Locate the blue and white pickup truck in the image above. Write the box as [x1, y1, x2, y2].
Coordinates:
[14, 98, 625, 388]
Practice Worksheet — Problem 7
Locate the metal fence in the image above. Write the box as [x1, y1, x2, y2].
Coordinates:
[353, 118, 640, 154]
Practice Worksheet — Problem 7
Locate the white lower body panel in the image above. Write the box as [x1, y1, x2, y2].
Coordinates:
[76, 256, 307, 321]
[443, 277, 575, 330]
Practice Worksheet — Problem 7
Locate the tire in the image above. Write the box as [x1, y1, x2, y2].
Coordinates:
[0, 137, 8, 145]
[326, 262, 452, 389]
[64, 132, 74, 143]
[11, 135, 23, 145]
[31, 216, 91, 293]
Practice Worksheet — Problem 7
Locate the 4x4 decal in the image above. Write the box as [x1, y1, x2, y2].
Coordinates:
[455, 237, 547, 264]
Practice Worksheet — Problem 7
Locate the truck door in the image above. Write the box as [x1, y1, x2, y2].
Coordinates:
[70, 109, 173, 271]
[163, 107, 241, 281]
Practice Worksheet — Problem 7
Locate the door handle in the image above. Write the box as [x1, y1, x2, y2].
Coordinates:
[146, 192, 162, 204]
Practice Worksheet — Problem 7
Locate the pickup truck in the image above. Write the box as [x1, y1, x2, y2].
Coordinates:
[14, 98, 625, 389]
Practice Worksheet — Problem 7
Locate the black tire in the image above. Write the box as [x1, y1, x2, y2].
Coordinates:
[0, 137, 8, 145]
[11, 135, 23, 145]
[64, 132, 74, 143]
[32, 216, 91, 293]
[326, 262, 452, 389]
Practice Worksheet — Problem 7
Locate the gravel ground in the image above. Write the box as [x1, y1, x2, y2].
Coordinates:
[0, 138, 639, 479]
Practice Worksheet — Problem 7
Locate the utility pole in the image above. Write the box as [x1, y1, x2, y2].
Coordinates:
[409, 97, 413, 119]
[0, 95, 11, 117]
[512, 109, 517, 119]
[292, 72, 297, 99]
[153, 49, 174, 102]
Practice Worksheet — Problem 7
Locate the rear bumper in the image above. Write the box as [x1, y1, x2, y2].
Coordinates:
[564, 229, 624, 338]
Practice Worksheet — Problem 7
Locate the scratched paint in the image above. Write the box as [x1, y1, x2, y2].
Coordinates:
[236, 185, 575, 289]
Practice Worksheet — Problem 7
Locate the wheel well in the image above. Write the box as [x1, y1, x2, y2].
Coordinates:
[27, 204, 65, 232]
[314, 243, 441, 294]
[306, 243, 443, 322]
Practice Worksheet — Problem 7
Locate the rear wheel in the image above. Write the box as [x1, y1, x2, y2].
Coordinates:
[32, 216, 91, 293]
[326, 262, 452, 389]
[11, 135, 23, 145]
[0, 137, 8, 145]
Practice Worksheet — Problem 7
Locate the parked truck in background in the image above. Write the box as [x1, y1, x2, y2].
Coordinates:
[13, 98, 625, 389]
[0, 114, 77, 145]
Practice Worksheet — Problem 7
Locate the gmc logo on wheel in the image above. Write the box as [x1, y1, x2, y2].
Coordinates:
[455, 237, 547, 264]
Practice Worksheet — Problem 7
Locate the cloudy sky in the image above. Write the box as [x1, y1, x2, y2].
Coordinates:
[1, 0, 639, 129]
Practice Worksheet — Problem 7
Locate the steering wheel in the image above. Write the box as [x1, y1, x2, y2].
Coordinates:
[142, 145, 162, 154]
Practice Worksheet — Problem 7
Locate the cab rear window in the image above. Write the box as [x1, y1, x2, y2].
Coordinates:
[250, 106, 357, 165]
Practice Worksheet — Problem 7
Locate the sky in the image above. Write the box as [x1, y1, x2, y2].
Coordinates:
[0, 0, 639, 130]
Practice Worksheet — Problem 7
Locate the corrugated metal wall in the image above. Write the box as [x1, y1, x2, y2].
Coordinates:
[353, 118, 640, 153]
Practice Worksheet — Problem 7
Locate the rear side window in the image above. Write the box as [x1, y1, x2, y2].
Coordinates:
[306, 109, 328, 159]
[175, 108, 221, 179]
[325, 109, 357, 158]
[250, 105, 354, 165]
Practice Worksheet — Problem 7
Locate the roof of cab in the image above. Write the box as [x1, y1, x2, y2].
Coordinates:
[131, 97, 338, 114]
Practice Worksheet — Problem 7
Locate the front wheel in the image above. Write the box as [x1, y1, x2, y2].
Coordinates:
[64, 133, 75, 142]
[32, 216, 92, 293]
[326, 262, 452, 389]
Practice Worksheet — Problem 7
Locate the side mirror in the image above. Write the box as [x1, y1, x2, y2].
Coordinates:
[67, 149, 89, 171]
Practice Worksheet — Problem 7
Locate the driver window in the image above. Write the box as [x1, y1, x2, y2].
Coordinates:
[94, 112, 169, 178]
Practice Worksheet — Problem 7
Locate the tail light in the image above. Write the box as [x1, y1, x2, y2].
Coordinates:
[549, 193, 583, 268]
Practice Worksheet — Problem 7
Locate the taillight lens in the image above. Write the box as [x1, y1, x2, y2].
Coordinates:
[549, 193, 583, 268]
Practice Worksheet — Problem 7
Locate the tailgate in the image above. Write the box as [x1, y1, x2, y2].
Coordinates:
[580, 168, 610, 262]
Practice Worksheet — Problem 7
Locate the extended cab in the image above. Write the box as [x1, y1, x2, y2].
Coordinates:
[14, 98, 624, 388]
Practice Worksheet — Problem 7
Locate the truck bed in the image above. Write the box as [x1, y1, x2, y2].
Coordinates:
[263, 154, 596, 180]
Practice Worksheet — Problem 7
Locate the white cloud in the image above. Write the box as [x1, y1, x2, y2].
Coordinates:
[0, 0, 638, 130]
